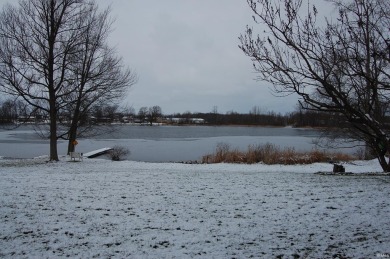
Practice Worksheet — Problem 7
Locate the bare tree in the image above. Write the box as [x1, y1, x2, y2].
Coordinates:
[121, 106, 136, 122]
[0, 98, 25, 124]
[211, 105, 219, 125]
[239, 0, 390, 171]
[148, 106, 162, 125]
[138, 107, 148, 123]
[62, 3, 137, 154]
[0, 0, 136, 160]
[0, 0, 89, 160]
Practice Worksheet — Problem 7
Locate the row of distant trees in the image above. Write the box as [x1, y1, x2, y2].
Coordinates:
[167, 108, 347, 127]
[0, 98, 353, 128]
[0, 101, 163, 126]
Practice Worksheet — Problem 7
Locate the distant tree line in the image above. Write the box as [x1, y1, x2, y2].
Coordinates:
[0, 100, 362, 128]
[0, 99, 120, 124]
[0, 99, 22, 124]
[165, 106, 353, 128]
[169, 111, 287, 126]
[137, 106, 163, 125]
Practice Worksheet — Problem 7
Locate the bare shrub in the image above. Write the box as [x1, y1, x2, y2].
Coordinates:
[108, 146, 130, 161]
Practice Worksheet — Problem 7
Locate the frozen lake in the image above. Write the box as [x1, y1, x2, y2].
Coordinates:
[0, 125, 349, 162]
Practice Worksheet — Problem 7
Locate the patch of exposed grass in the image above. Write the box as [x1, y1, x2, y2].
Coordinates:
[201, 142, 355, 165]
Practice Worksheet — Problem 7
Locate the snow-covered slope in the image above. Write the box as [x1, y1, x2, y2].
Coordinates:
[0, 158, 389, 258]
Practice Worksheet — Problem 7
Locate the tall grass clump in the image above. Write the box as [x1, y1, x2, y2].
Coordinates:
[203, 142, 245, 163]
[202, 142, 355, 165]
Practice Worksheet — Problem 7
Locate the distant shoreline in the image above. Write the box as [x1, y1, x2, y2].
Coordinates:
[1, 122, 325, 130]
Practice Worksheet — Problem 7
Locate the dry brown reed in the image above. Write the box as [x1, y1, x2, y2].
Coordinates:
[201, 142, 355, 165]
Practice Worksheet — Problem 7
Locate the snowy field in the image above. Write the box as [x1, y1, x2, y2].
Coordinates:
[0, 157, 389, 258]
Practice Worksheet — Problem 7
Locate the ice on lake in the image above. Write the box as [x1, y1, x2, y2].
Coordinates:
[0, 125, 356, 162]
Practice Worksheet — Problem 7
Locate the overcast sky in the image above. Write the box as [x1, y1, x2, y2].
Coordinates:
[0, 0, 334, 115]
[101, 0, 301, 114]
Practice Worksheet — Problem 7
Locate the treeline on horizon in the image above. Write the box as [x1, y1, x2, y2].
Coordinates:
[0, 98, 350, 128]
[169, 110, 346, 128]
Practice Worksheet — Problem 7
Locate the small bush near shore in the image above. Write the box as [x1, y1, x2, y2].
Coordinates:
[202, 142, 355, 164]
[108, 146, 130, 161]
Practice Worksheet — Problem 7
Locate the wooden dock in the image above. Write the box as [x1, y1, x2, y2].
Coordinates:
[84, 147, 112, 158]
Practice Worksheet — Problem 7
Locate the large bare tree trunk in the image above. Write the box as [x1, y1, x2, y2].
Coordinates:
[49, 118, 59, 161]
[67, 125, 77, 154]
[377, 155, 389, 172]
[67, 102, 81, 155]
[48, 109, 59, 161]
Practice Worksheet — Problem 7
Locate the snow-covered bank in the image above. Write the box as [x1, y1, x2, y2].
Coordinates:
[0, 158, 389, 258]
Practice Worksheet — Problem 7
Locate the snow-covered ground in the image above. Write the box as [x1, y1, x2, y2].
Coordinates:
[0, 157, 389, 258]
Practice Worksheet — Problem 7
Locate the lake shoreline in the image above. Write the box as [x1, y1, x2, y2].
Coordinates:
[0, 125, 357, 162]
